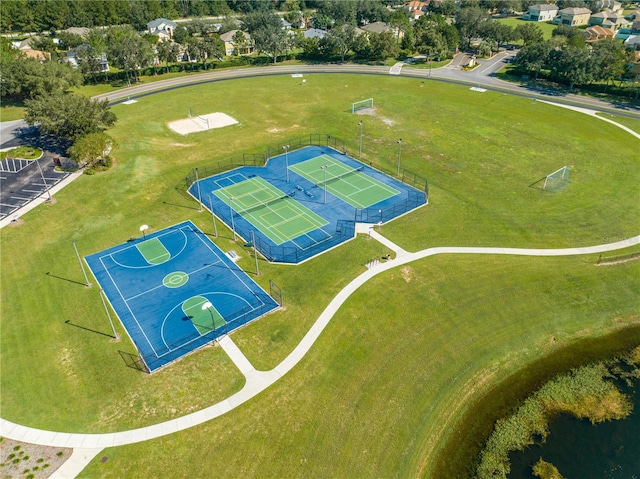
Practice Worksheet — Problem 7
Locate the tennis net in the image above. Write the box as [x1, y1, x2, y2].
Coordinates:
[235, 194, 289, 216]
[319, 166, 364, 187]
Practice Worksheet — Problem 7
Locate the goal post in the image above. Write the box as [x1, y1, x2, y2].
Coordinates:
[352, 98, 374, 113]
[543, 166, 570, 192]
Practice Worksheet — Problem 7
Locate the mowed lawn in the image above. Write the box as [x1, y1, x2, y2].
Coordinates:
[495, 17, 558, 41]
[1, 74, 639, 477]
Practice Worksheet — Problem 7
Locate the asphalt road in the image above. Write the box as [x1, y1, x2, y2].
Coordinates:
[93, 60, 640, 119]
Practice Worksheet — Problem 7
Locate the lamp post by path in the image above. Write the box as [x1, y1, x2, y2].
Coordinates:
[396, 139, 402, 176]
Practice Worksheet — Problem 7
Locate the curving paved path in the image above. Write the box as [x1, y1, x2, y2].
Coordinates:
[1, 67, 638, 478]
[2, 231, 639, 478]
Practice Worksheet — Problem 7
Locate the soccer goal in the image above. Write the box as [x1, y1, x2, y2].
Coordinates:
[543, 166, 570, 192]
[352, 98, 374, 113]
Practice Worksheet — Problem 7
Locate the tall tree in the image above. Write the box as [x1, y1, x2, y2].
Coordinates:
[549, 45, 591, 90]
[25, 92, 116, 141]
[106, 26, 154, 83]
[326, 23, 358, 62]
[0, 57, 82, 100]
[67, 131, 117, 169]
[367, 31, 400, 61]
[513, 41, 552, 79]
[243, 11, 290, 63]
[156, 39, 181, 72]
[514, 23, 544, 46]
[455, 6, 490, 49]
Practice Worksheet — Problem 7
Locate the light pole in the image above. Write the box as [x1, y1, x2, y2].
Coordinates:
[202, 301, 215, 333]
[195, 168, 203, 212]
[358, 121, 363, 159]
[283, 145, 290, 182]
[100, 289, 118, 339]
[320, 165, 329, 204]
[229, 196, 236, 241]
[208, 196, 218, 237]
[72, 240, 91, 287]
[35, 157, 52, 202]
[396, 139, 402, 176]
[251, 230, 259, 275]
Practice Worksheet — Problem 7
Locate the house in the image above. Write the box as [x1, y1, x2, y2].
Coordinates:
[594, 0, 622, 13]
[11, 37, 50, 62]
[64, 44, 109, 71]
[589, 10, 629, 29]
[584, 25, 615, 42]
[23, 49, 50, 61]
[360, 21, 404, 40]
[554, 7, 592, 26]
[219, 30, 254, 56]
[406, 1, 428, 12]
[147, 18, 177, 40]
[280, 18, 292, 30]
[303, 28, 327, 40]
[624, 34, 640, 49]
[522, 4, 559, 22]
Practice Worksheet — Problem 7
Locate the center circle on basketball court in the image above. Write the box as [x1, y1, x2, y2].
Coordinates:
[163, 271, 189, 288]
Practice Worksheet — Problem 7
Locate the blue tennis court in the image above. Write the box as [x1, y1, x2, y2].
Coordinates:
[85, 221, 279, 372]
[189, 145, 428, 264]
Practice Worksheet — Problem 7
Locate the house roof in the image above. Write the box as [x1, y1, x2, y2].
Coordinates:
[406, 1, 428, 10]
[24, 49, 49, 61]
[303, 28, 327, 39]
[624, 34, 640, 46]
[147, 18, 176, 29]
[585, 25, 614, 37]
[559, 7, 592, 15]
[360, 22, 391, 34]
[220, 30, 250, 42]
[529, 4, 558, 11]
[60, 27, 89, 36]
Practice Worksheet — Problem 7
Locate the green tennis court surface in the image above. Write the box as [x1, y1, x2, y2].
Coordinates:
[288, 154, 400, 209]
[213, 176, 328, 245]
[137, 238, 171, 265]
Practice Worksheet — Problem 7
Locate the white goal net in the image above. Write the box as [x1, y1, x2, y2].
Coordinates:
[352, 98, 374, 113]
[543, 166, 570, 192]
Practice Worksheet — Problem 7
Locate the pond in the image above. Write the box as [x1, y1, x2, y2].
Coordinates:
[508, 375, 640, 478]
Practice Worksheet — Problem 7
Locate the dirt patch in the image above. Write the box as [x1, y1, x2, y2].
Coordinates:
[401, 266, 415, 283]
[596, 253, 640, 266]
[9, 219, 24, 227]
[355, 107, 394, 126]
[0, 437, 72, 478]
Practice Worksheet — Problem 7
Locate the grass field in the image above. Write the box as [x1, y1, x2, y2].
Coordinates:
[1, 74, 639, 477]
[495, 17, 558, 41]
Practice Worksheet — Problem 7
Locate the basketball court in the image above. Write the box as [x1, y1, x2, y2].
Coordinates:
[85, 221, 279, 372]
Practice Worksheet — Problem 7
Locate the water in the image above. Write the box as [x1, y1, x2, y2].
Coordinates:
[508, 376, 640, 479]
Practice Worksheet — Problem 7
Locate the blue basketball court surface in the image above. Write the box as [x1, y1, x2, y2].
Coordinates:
[85, 221, 279, 372]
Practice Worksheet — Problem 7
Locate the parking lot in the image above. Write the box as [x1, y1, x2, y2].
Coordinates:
[0, 121, 72, 222]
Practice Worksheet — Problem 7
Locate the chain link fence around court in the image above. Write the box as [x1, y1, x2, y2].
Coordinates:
[183, 133, 428, 264]
[184, 133, 427, 197]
